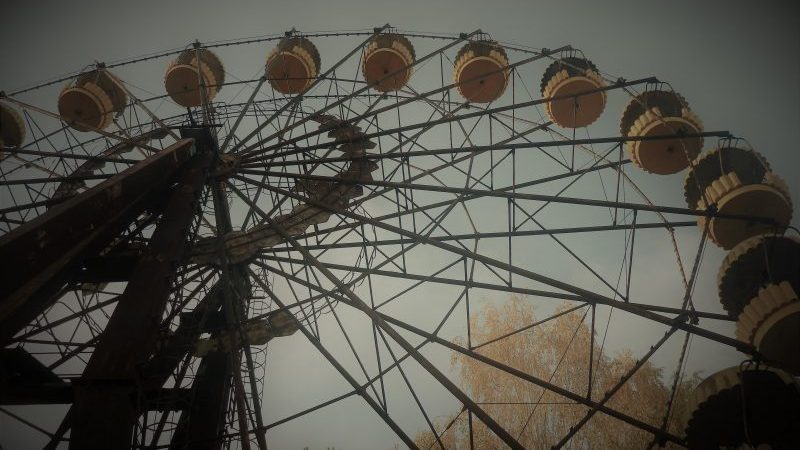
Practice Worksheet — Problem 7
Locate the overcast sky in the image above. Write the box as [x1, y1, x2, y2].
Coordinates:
[1, 1, 799, 449]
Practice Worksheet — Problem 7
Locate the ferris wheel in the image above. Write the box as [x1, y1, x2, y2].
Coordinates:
[1, 25, 798, 449]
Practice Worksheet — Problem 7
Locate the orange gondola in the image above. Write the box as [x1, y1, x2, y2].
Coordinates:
[362, 33, 415, 92]
[165, 48, 225, 107]
[718, 234, 800, 374]
[686, 365, 800, 449]
[620, 89, 703, 174]
[540, 57, 606, 128]
[58, 69, 127, 131]
[0, 101, 26, 153]
[453, 39, 509, 103]
[685, 147, 792, 249]
[266, 37, 320, 95]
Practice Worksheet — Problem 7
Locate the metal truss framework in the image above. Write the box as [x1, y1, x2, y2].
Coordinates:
[0, 28, 777, 450]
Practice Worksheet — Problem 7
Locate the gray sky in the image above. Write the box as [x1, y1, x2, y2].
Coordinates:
[1, 1, 799, 449]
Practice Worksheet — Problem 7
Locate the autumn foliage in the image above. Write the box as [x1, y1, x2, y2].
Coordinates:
[415, 297, 698, 449]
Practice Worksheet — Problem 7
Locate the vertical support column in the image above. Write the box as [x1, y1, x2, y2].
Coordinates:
[170, 125, 262, 450]
[168, 270, 252, 450]
[69, 144, 210, 449]
[168, 351, 232, 450]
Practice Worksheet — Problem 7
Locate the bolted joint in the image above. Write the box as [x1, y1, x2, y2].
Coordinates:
[213, 153, 240, 179]
[704, 203, 718, 218]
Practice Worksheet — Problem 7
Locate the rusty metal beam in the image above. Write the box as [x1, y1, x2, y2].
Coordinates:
[68, 145, 210, 449]
[168, 352, 231, 450]
[0, 139, 197, 345]
[140, 279, 226, 387]
[72, 250, 144, 283]
[0, 383, 192, 410]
